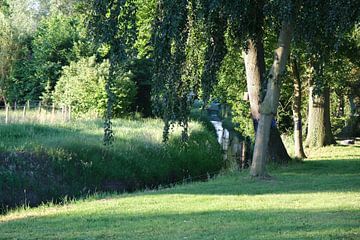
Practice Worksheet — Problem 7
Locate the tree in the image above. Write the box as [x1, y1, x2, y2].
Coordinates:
[98, 0, 359, 176]
[89, 0, 137, 144]
[294, 1, 360, 148]
[250, 21, 293, 177]
[241, 19, 292, 164]
[290, 54, 306, 158]
[0, 10, 16, 104]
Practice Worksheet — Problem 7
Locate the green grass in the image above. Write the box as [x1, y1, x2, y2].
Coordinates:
[1, 143, 359, 239]
[0, 118, 222, 211]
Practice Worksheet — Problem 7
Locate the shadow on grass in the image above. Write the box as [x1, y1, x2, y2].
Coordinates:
[159, 158, 360, 196]
[1, 208, 359, 239]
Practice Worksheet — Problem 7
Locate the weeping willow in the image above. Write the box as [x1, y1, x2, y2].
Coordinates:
[152, 0, 228, 142]
[89, 0, 137, 145]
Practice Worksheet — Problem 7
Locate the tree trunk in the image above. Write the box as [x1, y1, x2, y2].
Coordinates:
[323, 87, 335, 144]
[243, 40, 291, 165]
[336, 93, 344, 117]
[250, 21, 293, 177]
[243, 40, 264, 122]
[305, 70, 336, 148]
[291, 56, 306, 158]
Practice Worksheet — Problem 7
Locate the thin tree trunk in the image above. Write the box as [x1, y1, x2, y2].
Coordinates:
[323, 87, 335, 145]
[291, 56, 306, 158]
[243, 40, 291, 164]
[337, 93, 344, 117]
[250, 21, 293, 177]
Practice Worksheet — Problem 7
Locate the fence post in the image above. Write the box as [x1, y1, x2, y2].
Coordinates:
[241, 141, 246, 169]
[51, 103, 55, 123]
[61, 106, 65, 121]
[64, 105, 68, 122]
[22, 105, 26, 121]
[5, 104, 9, 124]
[37, 101, 42, 122]
[68, 105, 71, 121]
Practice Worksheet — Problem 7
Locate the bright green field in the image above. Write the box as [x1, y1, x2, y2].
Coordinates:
[1, 143, 359, 240]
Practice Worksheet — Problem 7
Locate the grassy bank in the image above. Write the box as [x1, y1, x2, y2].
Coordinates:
[0, 118, 222, 211]
[1, 143, 359, 239]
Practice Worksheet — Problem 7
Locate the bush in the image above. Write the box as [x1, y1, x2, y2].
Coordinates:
[53, 56, 137, 118]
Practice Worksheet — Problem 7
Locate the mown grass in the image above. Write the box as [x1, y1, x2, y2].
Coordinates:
[1, 143, 359, 239]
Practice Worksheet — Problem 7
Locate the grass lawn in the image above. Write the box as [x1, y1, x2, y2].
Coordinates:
[0, 143, 359, 239]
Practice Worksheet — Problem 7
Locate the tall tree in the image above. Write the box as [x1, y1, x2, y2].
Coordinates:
[295, 1, 359, 148]
[0, 9, 16, 104]
[250, 21, 293, 177]
[241, 1, 291, 164]
[291, 55, 306, 158]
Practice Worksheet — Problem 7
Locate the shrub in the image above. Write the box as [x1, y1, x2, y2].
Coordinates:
[53, 56, 137, 118]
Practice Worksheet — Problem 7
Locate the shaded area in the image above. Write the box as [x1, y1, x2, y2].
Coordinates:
[161, 158, 360, 196]
[1, 208, 358, 239]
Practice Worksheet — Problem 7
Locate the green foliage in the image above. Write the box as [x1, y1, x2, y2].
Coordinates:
[213, 30, 253, 138]
[53, 56, 137, 118]
[152, 0, 190, 141]
[31, 14, 84, 101]
[0, 119, 222, 212]
[5, 43, 34, 103]
[53, 56, 108, 118]
[0, 10, 16, 100]
[111, 67, 138, 117]
[134, 0, 156, 58]
[0, 0, 9, 15]
[0, 0, 92, 104]
[8, 0, 45, 38]
[89, 0, 138, 145]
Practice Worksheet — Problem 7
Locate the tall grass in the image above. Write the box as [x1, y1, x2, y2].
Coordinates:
[0, 118, 222, 212]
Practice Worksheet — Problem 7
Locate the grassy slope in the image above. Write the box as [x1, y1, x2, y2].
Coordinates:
[0, 118, 222, 210]
[1, 144, 359, 240]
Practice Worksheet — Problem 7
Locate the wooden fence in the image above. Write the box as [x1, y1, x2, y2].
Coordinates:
[0, 101, 71, 124]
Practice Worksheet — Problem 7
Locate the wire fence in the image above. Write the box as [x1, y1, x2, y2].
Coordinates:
[0, 101, 72, 124]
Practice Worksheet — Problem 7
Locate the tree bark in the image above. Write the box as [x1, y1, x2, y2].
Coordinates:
[250, 21, 293, 177]
[243, 40, 291, 164]
[243, 40, 264, 122]
[336, 93, 344, 117]
[291, 56, 306, 158]
[305, 64, 336, 148]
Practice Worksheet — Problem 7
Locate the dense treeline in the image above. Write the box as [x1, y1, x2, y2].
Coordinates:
[0, 0, 359, 177]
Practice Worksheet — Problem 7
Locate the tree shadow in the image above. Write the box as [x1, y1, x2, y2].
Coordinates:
[1, 208, 358, 239]
[158, 158, 360, 196]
